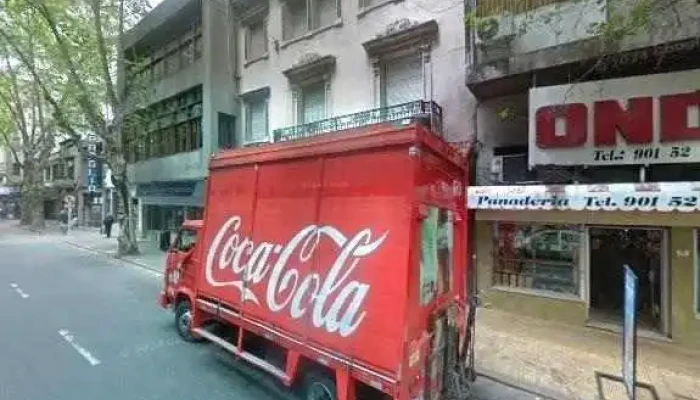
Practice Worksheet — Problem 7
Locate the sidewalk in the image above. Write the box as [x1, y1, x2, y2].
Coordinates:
[34, 221, 166, 274]
[475, 307, 700, 400]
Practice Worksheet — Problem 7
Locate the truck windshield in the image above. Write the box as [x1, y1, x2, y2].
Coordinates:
[420, 206, 454, 306]
[176, 229, 198, 252]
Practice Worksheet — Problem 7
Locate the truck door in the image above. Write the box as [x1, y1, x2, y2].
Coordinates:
[168, 228, 199, 292]
[418, 206, 456, 400]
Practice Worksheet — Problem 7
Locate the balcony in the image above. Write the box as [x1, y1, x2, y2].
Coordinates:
[467, 0, 700, 97]
[272, 100, 443, 143]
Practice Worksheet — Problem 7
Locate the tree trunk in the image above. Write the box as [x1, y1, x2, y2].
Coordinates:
[29, 188, 45, 230]
[112, 160, 139, 256]
[19, 193, 31, 226]
[20, 161, 45, 229]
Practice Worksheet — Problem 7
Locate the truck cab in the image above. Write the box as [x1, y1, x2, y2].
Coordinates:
[159, 219, 203, 342]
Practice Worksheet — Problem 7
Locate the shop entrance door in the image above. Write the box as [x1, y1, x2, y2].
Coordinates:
[588, 227, 665, 333]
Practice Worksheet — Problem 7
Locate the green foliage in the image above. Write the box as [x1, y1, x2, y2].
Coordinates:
[466, 0, 666, 50]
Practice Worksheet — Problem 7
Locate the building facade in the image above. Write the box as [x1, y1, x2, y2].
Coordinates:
[466, 0, 700, 350]
[0, 147, 20, 218]
[122, 0, 236, 239]
[125, 0, 471, 239]
[232, 0, 470, 145]
[41, 138, 105, 226]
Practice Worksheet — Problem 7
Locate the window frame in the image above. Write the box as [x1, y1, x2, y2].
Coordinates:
[176, 228, 198, 253]
[282, 0, 342, 43]
[379, 51, 426, 108]
[244, 17, 269, 64]
[358, 0, 402, 16]
[297, 80, 328, 124]
[244, 96, 270, 144]
[491, 221, 584, 299]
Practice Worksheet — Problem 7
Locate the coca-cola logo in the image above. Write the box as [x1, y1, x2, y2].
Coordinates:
[205, 216, 389, 337]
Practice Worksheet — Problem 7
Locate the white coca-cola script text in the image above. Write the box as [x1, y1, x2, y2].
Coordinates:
[205, 216, 389, 337]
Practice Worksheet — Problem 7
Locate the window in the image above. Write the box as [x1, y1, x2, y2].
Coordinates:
[176, 229, 198, 252]
[193, 35, 203, 59]
[493, 222, 582, 296]
[245, 19, 268, 61]
[245, 97, 269, 143]
[282, 0, 340, 41]
[218, 113, 236, 149]
[420, 207, 454, 306]
[382, 53, 424, 107]
[12, 163, 20, 175]
[299, 81, 327, 124]
[189, 118, 202, 150]
[180, 40, 194, 66]
[314, 0, 338, 29]
[283, 0, 308, 41]
[125, 86, 203, 162]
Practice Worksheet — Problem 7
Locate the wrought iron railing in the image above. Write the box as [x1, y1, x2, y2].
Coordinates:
[272, 100, 443, 143]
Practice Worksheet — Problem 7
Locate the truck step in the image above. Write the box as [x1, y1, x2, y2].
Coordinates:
[192, 327, 291, 384]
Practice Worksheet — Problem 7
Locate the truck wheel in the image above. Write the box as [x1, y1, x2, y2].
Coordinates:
[174, 300, 201, 343]
[301, 371, 337, 400]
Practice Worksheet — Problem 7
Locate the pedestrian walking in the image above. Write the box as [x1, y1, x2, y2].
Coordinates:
[103, 214, 115, 238]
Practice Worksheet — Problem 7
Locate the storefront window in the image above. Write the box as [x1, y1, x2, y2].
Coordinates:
[493, 222, 582, 296]
[420, 207, 454, 306]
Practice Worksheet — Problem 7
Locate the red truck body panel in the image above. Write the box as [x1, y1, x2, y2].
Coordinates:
[179, 123, 467, 398]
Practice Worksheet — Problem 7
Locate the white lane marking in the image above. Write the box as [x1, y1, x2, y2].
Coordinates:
[9, 283, 29, 298]
[58, 329, 101, 366]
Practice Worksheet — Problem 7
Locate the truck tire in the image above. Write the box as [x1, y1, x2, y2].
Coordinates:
[174, 300, 201, 343]
[301, 371, 337, 400]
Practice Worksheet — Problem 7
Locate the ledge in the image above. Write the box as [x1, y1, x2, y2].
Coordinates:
[244, 53, 269, 68]
[280, 19, 343, 50]
[282, 55, 336, 84]
[362, 19, 438, 57]
[490, 285, 585, 303]
[240, 86, 270, 101]
[357, 0, 404, 18]
[467, 36, 700, 99]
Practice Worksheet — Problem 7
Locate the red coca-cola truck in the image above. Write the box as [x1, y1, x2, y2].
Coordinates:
[159, 121, 474, 400]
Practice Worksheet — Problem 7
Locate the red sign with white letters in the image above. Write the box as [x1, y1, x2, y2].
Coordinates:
[528, 69, 700, 166]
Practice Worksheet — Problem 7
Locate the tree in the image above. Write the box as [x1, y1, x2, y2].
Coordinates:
[0, 38, 57, 229]
[0, 0, 151, 254]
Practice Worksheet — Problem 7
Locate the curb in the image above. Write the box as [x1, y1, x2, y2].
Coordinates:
[60, 239, 164, 276]
[475, 368, 574, 400]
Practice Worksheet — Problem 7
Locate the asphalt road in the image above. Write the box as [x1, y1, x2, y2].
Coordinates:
[0, 223, 540, 400]
[0, 226, 289, 400]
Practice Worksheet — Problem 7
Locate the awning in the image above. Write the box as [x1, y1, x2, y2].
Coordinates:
[467, 182, 700, 212]
[137, 180, 205, 207]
